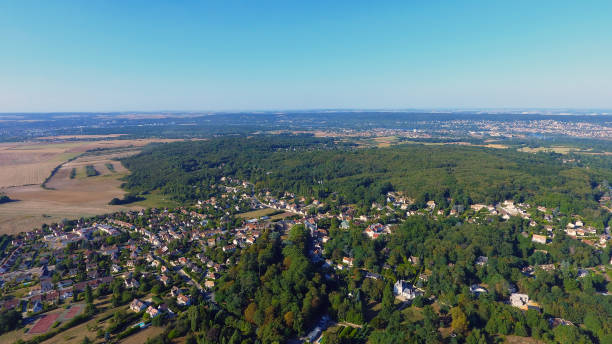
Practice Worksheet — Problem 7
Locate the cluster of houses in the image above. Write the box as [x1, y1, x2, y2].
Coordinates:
[364, 223, 391, 239]
[2, 172, 611, 339]
[129, 298, 174, 318]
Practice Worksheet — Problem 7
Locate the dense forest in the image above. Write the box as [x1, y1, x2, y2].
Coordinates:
[114, 136, 612, 343]
[319, 214, 612, 343]
[142, 215, 612, 343]
[121, 136, 612, 217]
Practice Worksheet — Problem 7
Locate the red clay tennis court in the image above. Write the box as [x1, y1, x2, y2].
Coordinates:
[29, 313, 60, 334]
[60, 304, 83, 321]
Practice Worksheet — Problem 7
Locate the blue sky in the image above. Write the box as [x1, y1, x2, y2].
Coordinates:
[1, 1, 611, 112]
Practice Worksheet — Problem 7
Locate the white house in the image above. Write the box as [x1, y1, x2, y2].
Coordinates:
[130, 298, 147, 312]
[393, 280, 423, 301]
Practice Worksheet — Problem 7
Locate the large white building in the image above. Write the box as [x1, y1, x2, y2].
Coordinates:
[393, 280, 423, 301]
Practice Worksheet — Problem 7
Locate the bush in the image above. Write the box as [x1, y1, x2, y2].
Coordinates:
[116, 325, 141, 340]
[85, 165, 99, 177]
[109, 194, 145, 205]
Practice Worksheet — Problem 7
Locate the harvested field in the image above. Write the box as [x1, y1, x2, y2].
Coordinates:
[372, 136, 400, 147]
[518, 146, 574, 154]
[0, 157, 137, 233]
[36, 134, 127, 140]
[0, 138, 193, 233]
[0, 139, 181, 189]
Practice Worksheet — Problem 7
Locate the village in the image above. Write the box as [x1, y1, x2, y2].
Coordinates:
[1, 176, 611, 343]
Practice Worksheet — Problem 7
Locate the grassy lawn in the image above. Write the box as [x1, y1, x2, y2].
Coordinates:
[504, 335, 545, 344]
[401, 306, 424, 323]
[120, 326, 165, 344]
[237, 208, 278, 219]
[0, 328, 28, 344]
[270, 212, 295, 220]
[131, 191, 180, 208]
[365, 301, 381, 322]
[41, 317, 109, 344]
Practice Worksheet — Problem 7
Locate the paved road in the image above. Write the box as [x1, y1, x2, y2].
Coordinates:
[178, 268, 203, 291]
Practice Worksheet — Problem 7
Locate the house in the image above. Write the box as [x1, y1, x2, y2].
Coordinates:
[510, 293, 529, 309]
[549, 318, 574, 328]
[222, 245, 236, 253]
[475, 256, 488, 266]
[393, 280, 423, 301]
[340, 220, 350, 230]
[57, 280, 72, 288]
[365, 272, 382, 280]
[40, 279, 54, 292]
[342, 257, 354, 267]
[97, 224, 120, 236]
[364, 223, 386, 239]
[44, 290, 59, 303]
[146, 305, 160, 318]
[2, 299, 20, 310]
[532, 234, 547, 245]
[469, 284, 488, 296]
[177, 294, 190, 306]
[130, 298, 147, 312]
[538, 264, 555, 272]
[60, 288, 73, 300]
[100, 245, 119, 256]
[577, 269, 589, 278]
[471, 204, 487, 211]
[170, 286, 180, 297]
[124, 278, 140, 289]
[30, 300, 43, 313]
[205, 280, 215, 289]
[509, 293, 541, 311]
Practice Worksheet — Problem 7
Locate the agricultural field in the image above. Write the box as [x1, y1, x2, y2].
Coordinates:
[518, 146, 576, 154]
[0, 142, 80, 188]
[0, 138, 182, 189]
[0, 137, 188, 234]
[371, 135, 400, 147]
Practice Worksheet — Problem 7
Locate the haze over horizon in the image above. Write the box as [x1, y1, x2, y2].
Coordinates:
[1, 1, 611, 112]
